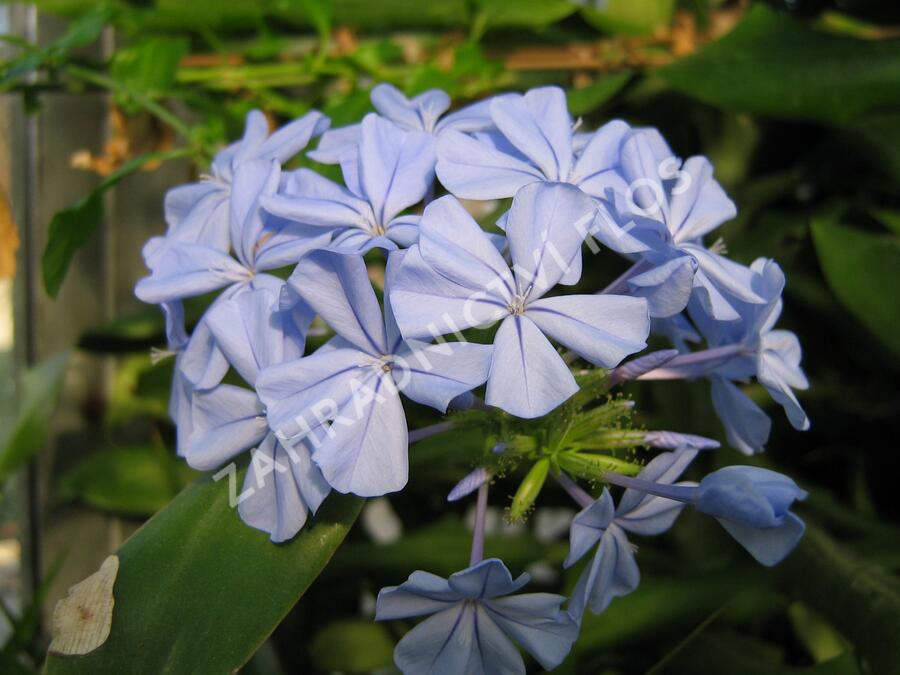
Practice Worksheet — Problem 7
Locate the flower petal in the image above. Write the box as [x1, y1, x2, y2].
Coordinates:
[526, 294, 649, 368]
[436, 129, 544, 200]
[288, 250, 387, 355]
[490, 87, 572, 182]
[256, 346, 369, 440]
[568, 524, 640, 621]
[506, 182, 596, 295]
[238, 432, 331, 543]
[483, 593, 577, 671]
[710, 376, 772, 455]
[418, 195, 513, 298]
[358, 113, 436, 225]
[376, 571, 460, 620]
[565, 490, 615, 568]
[184, 384, 268, 471]
[395, 339, 494, 413]
[390, 245, 510, 341]
[311, 373, 408, 496]
[486, 316, 578, 419]
[447, 558, 529, 599]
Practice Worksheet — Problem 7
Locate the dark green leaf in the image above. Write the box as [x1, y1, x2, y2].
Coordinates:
[55, 445, 197, 516]
[811, 217, 900, 359]
[566, 73, 632, 116]
[779, 525, 900, 675]
[657, 5, 900, 125]
[42, 150, 185, 298]
[309, 620, 394, 673]
[43, 483, 363, 674]
[0, 352, 68, 484]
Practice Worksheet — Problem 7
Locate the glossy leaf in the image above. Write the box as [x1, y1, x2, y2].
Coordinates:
[811, 217, 900, 360]
[657, 5, 900, 125]
[43, 481, 363, 674]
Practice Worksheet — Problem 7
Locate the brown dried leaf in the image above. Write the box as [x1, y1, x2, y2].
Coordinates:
[49, 555, 119, 656]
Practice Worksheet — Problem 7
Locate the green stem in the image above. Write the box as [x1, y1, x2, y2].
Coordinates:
[64, 63, 193, 140]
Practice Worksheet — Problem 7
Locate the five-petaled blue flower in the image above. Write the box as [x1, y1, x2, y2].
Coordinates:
[390, 181, 650, 418]
[376, 558, 578, 675]
[257, 250, 493, 496]
[261, 113, 435, 254]
[310, 83, 497, 165]
[182, 287, 329, 543]
[564, 448, 698, 620]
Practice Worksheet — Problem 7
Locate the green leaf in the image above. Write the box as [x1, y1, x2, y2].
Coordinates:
[55, 445, 197, 516]
[811, 217, 900, 359]
[473, 0, 576, 32]
[42, 150, 187, 298]
[657, 5, 900, 125]
[0, 352, 68, 484]
[110, 37, 189, 112]
[51, 4, 113, 53]
[580, 0, 674, 36]
[43, 483, 363, 674]
[309, 620, 394, 673]
[566, 73, 632, 116]
[779, 525, 900, 675]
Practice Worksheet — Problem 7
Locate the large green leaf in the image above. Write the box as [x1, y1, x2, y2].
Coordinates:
[43, 480, 363, 674]
[0, 352, 68, 485]
[657, 5, 900, 125]
[780, 525, 900, 675]
[811, 217, 900, 360]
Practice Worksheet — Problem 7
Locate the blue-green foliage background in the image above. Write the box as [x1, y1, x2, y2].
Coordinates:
[2, 0, 900, 673]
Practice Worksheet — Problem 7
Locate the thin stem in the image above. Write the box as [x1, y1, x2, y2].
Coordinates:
[603, 472, 697, 503]
[64, 64, 193, 140]
[601, 259, 650, 295]
[409, 420, 454, 444]
[470, 482, 489, 566]
[556, 472, 594, 509]
[638, 343, 747, 380]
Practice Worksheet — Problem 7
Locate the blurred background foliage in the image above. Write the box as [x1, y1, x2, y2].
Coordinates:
[1, 0, 900, 673]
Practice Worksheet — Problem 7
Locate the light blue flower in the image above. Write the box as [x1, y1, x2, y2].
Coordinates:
[603, 462, 807, 567]
[261, 113, 435, 254]
[163, 109, 330, 253]
[136, 156, 330, 389]
[436, 85, 631, 200]
[695, 466, 808, 566]
[389, 182, 649, 418]
[310, 83, 496, 164]
[590, 128, 764, 320]
[150, 109, 328, 351]
[564, 449, 698, 620]
[181, 288, 329, 543]
[257, 250, 493, 496]
[376, 558, 578, 675]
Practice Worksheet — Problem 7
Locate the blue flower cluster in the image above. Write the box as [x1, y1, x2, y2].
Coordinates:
[137, 84, 810, 674]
